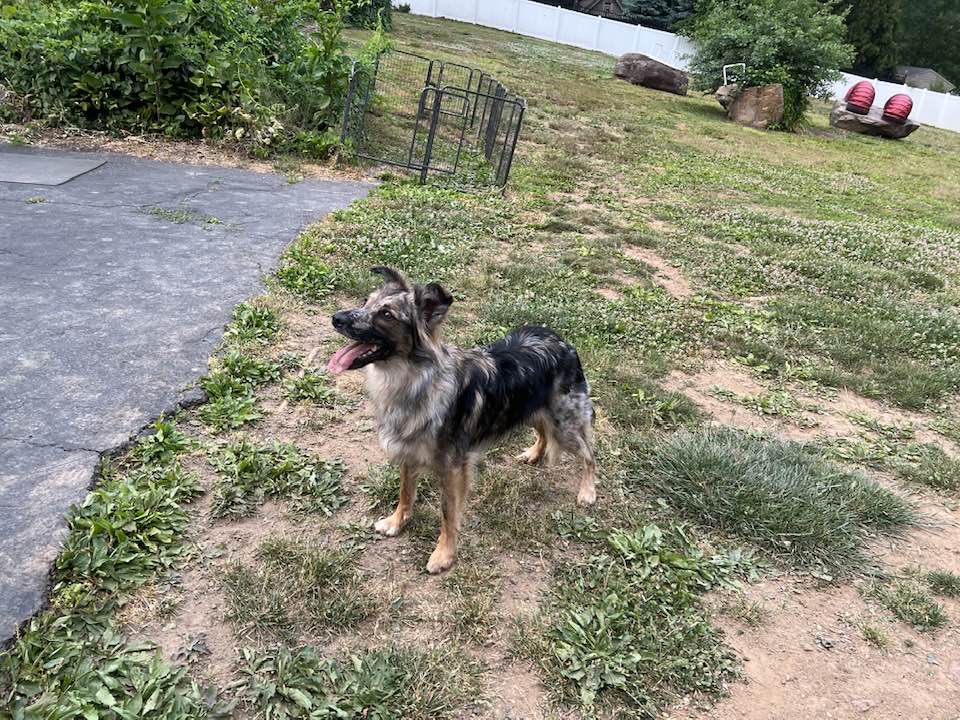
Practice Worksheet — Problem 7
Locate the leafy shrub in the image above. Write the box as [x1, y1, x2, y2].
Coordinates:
[0, 0, 352, 149]
[344, 0, 392, 29]
[685, 0, 854, 130]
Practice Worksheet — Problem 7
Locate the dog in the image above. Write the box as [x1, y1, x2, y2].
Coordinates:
[327, 266, 596, 573]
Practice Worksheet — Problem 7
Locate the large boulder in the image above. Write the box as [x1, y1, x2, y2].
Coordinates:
[726, 84, 784, 129]
[715, 83, 738, 109]
[829, 101, 919, 139]
[614, 53, 688, 96]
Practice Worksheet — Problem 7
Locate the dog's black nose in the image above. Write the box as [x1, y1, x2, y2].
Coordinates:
[332, 311, 350, 330]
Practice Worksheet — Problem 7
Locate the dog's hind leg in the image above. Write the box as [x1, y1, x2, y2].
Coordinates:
[550, 395, 597, 507]
[516, 420, 548, 465]
[374, 461, 419, 537]
[426, 462, 471, 574]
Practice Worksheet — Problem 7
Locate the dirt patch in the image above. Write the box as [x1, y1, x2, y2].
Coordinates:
[0, 124, 366, 182]
[622, 245, 694, 299]
[670, 576, 960, 720]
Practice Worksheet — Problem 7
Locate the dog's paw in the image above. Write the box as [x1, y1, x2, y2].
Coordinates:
[516, 447, 542, 465]
[374, 515, 403, 537]
[426, 548, 456, 574]
[576, 486, 597, 507]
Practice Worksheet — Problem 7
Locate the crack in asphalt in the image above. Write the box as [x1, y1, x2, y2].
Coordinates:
[0, 435, 102, 455]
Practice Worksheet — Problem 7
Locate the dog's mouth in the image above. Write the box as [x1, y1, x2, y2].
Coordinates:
[327, 339, 386, 374]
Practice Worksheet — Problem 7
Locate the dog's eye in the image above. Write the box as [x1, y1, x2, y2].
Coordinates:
[379, 308, 393, 320]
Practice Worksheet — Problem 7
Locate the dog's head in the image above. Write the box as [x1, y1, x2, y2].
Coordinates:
[327, 266, 453, 374]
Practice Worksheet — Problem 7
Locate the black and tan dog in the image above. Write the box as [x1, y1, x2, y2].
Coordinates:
[327, 267, 596, 573]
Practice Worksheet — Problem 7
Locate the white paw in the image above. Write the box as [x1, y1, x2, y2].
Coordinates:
[374, 515, 402, 537]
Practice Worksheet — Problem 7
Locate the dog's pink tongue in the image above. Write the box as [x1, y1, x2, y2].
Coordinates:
[327, 341, 375, 374]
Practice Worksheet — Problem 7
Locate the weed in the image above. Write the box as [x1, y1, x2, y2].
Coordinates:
[926, 569, 960, 598]
[283, 371, 335, 405]
[860, 622, 889, 648]
[594, 368, 700, 430]
[891, 444, 960, 492]
[239, 645, 483, 719]
[0, 610, 228, 719]
[514, 524, 737, 715]
[25, 195, 44, 204]
[54, 462, 201, 597]
[222, 562, 295, 642]
[871, 579, 948, 632]
[134, 415, 191, 465]
[709, 386, 819, 428]
[220, 352, 282, 385]
[360, 463, 401, 512]
[634, 428, 914, 570]
[200, 392, 262, 432]
[209, 438, 347, 519]
[718, 595, 769, 627]
[224, 301, 281, 346]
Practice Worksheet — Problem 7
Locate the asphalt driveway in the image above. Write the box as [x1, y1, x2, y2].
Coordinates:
[0, 145, 369, 640]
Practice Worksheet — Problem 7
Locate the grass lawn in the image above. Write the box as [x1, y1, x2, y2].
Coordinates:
[4, 12, 960, 720]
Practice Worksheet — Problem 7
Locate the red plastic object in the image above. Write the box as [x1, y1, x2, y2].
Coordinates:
[882, 93, 914, 124]
[845, 80, 875, 115]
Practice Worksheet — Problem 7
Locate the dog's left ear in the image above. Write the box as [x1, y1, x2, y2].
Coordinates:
[415, 282, 453, 331]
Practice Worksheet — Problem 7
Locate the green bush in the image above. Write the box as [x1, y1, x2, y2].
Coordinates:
[684, 0, 854, 130]
[344, 0, 392, 29]
[0, 0, 352, 150]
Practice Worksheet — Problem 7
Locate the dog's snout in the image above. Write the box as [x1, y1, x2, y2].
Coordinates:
[332, 310, 351, 330]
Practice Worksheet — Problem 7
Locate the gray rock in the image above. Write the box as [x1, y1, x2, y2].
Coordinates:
[727, 84, 784, 129]
[716, 83, 739, 110]
[829, 101, 920, 139]
[614, 53, 688, 96]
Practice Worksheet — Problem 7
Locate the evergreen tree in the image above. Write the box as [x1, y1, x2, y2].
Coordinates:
[843, 0, 902, 78]
[623, 0, 695, 31]
[898, 0, 960, 89]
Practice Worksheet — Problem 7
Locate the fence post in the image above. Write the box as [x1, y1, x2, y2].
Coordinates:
[593, 13, 603, 50]
[431, 0, 438, 17]
[669, 35, 681, 66]
[473, 0, 479, 24]
[421, 89, 443, 185]
[553, 5, 562, 42]
[513, 0, 521, 32]
[632, 23, 641, 52]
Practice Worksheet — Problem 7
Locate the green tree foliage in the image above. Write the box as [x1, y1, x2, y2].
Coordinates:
[0, 0, 354, 152]
[624, 0, 695, 31]
[898, 0, 960, 89]
[843, 0, 901, 77]
[685, 0, 854, 130]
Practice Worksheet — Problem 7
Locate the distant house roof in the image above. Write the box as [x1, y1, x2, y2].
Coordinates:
[894, 65, 956, 92]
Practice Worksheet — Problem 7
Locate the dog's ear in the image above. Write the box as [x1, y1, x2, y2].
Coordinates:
[370, 266, 410, 290]
[415, 282, 453, 332]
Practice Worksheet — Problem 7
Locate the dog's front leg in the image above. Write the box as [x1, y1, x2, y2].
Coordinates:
[426, 463, 470, 574]
[374, 461, 419, 537]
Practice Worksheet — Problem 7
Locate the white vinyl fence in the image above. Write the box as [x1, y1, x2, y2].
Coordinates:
[404, 0, 695, 70]
[404, 0, 960, 133]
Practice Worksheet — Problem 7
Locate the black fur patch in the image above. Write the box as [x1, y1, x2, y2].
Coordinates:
[442, 326, 588, 452]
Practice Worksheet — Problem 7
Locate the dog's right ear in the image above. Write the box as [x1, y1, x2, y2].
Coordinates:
[370, 266, 410, 290]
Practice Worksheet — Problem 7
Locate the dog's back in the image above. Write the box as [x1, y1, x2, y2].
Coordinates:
[443, 325, 590, 454]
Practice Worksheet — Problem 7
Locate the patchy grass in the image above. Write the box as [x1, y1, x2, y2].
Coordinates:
[634, 428, 915, 570]
[238, 645, 484, 719]
[926, 569, 960, 598]
[513, 525, 739, 715]
[871, 579, 948, 632]
[860, 622, 890, 648]
[222, 538, 374, 642]
[442, 561, 499, 644]
[209, 438, 347, 519]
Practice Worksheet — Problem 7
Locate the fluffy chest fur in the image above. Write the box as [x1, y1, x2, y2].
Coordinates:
[364, 355, 459, 467]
